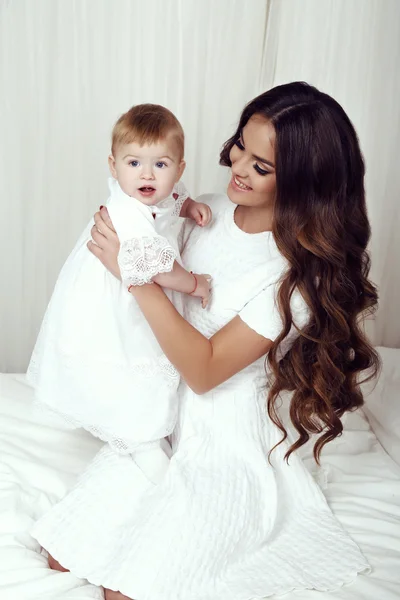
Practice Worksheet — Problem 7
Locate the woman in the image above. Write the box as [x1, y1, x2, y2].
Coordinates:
[33, 82, 379, 600]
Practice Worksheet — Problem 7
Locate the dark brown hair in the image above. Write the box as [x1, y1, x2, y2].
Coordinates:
[111, 103, 184, 158]
[220, 82, 380, 462]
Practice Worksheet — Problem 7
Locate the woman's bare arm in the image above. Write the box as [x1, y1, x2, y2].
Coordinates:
[88, 209, 272, 394]
[126, 284, 272, 394]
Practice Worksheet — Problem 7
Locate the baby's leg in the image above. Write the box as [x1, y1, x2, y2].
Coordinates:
[102, 442, 171, 600]
[48, 552, 69, 572]
[132, 437, 171, 485]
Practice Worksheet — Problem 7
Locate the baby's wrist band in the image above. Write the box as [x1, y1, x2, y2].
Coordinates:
[189, 272, 198, 295]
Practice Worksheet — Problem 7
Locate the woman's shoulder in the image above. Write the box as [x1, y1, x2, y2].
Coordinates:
[178, 193, 231, 255]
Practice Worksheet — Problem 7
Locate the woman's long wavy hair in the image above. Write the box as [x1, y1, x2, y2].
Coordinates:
[220, 82, 380, 463]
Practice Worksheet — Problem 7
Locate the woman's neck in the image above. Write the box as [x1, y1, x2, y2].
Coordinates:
[234, 204, 273, 234]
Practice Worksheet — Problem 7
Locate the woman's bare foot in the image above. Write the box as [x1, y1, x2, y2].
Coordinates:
[48, 552, 69, 572]
[104, 589, 132, 600]
[48, 556, 131, 599]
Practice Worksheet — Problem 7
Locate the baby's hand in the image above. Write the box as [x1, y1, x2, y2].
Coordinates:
[187, 201, 212, 227]
[190, 273, 212, 308]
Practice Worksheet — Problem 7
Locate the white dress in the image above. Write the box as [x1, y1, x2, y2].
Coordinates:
[27, 177, 188, 457]
[31, 193, 369, 600]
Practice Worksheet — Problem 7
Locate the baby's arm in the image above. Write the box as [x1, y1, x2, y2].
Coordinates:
[171, 182, 212, 227]
[153, 263, 210, 308]
[179, 197, 212, 227]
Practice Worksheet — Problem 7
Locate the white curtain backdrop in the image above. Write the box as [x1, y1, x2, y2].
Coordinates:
[1, 0, 399, 371]
[261, 0, 400, 349]
[0, 0, 269, 371]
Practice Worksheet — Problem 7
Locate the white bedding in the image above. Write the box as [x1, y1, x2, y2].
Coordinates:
[0, 357, 400, 599]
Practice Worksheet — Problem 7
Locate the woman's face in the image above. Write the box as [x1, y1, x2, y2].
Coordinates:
[227, 115, 276, 209]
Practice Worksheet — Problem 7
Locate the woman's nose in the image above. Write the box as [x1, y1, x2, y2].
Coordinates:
[232, 156, 249, 179]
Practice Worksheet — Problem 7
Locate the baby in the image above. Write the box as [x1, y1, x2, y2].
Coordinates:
[27, 104, 211, 481]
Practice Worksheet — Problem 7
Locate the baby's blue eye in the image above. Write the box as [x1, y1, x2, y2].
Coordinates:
[129, 160, 140, 167]
[155, 161, 167, 169]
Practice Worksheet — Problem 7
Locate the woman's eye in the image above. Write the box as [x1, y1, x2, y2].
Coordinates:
[129, 160, 139, 167]
[235, 139, 245, 150]
[155, 161, 167, 169]
[254, 163, 270, 176]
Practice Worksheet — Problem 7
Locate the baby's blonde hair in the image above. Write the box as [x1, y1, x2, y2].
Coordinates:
[111, 104, 184, 159]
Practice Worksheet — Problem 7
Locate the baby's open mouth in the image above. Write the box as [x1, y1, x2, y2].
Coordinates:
[138, 186, 156, 196]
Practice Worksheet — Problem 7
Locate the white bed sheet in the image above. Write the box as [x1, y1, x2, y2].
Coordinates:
[0, 371, 399, 600]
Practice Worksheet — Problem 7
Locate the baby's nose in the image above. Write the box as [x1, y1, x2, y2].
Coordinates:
[141, 169, 154, 180]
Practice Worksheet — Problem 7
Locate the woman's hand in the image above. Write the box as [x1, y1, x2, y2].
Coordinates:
[87, 207, 121, 280]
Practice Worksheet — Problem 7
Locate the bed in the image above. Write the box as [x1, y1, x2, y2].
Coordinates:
[0, 348, 399, 599]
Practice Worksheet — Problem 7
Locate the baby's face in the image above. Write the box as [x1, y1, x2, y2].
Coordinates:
[109, 136, 185, 205]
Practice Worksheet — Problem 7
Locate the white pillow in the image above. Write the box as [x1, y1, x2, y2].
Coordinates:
[362, 346, 400, 465]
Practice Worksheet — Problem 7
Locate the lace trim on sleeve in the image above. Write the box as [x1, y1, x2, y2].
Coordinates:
[171, 180, 190, 217]
[118, 235, 176, 286]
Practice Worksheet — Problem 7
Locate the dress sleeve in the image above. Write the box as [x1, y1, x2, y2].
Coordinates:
[106, 188, 177, 286]
[118, 235, 176, 287]
[171, 180, 190, 217]
[239, 284, 309, 347]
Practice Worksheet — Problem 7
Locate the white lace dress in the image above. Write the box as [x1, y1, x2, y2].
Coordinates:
[31, 193, 369, 600]
[27, 178, 188, 456]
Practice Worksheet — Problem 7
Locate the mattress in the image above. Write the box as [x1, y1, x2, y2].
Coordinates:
[0, 362, 399, 599]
